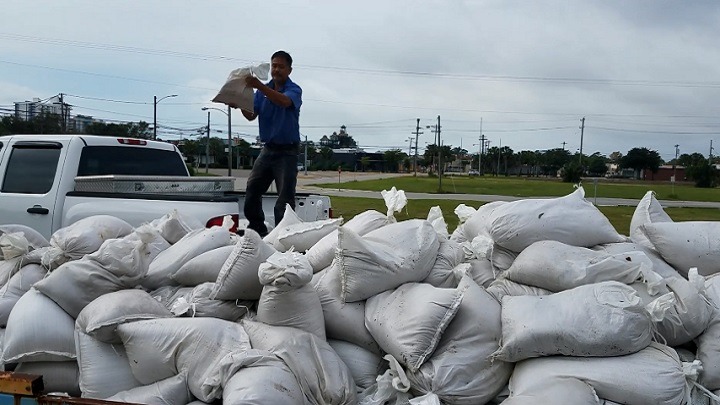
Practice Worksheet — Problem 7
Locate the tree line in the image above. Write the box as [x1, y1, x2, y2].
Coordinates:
[2, 113, 716, 187]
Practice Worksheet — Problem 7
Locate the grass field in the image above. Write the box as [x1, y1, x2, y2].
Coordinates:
[315, 175, 720, 202]
[328, 195, 720, 237]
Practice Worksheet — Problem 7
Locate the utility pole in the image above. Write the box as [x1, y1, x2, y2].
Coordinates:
[478, 134, 486, 174]
[579, 117, 585, 166]
[562, 141, 567, 150]
[478, 117, 484, 174]
[227, 106, 233, 176]
[673, 144, 679, 195]
[437, 115, 442, 191]
[153, 95, 157, 141]
[304, 135, 308, 176]
[59, 93, 66, 133]
[412, 118, 422, 176]
[497, 138, 502, 176]
[205, 111, 210, 174]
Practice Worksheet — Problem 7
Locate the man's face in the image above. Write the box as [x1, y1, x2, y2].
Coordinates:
[271, 57, 292, 84]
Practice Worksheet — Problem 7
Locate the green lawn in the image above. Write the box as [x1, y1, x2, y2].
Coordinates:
[315, 175, 720, 202]
[329, 196, 720, 237]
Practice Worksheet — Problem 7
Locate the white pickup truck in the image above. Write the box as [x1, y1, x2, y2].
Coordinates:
[0, 134, 331, 239]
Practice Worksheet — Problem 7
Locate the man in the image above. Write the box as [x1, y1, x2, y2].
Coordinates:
[239, 50, 302, 237]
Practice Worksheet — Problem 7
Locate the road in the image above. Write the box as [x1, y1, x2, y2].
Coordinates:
[209, 169, 720, 209]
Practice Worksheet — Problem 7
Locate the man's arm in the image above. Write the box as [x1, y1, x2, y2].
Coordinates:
[246, 76, 293, 108]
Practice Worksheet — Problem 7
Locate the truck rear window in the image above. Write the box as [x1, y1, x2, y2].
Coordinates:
[77, 146, 188, 176]
[2, 147, 61, 194]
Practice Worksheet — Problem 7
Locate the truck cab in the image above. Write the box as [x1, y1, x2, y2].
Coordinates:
[0, 135, 187, 237]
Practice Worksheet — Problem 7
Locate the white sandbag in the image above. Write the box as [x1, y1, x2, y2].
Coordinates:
[312, 267, 381, 354]
[365, 282, 464, 373]
[449, 203, 478, 244]
[696, 273, 720, 390]
[0, 225, 49, 250]
[488, 188, 625, 252]
[593, 241, 683, 279]
[490, 244, 517, 272]
[502, 377, 601, 405]
[423, 238, 465, 288]
[486, 278, 552, 303]
[508, 342, 689, 405]
[118, 317, 251, 401]
[171, 245, 234, 286]
[144, 224, 234, 290]
[75, 329, 140, 399]
[642, 221, 720, 276]
[494, 281, 653, 362]
[263, 204, 302, 249]
[328, 339, 387, 389]
[408, 276, 512, 405]
[216, 349, 305, 405]
[150, 209, 204, 245]
[76, 289, 173, 344]
[306, 210, 390, 272]
[0, 263, 46, 328]
[338, 220, 440, 302]
[170, 283, 250, 322]
[0, 328, 4, 369]
[503, 240, 650, 292]
[3, 288, 75, 363]
[124, 224, 172, 264]
[257, 250, 325, 339]
[43, 215, 133, 268]
[656, 270, 713, 346]
[357, 354, 413, 405]
[381, 186, 408, 222]
[276, 218, 343, 252]
[0, 257, 22, 288]
[465, 260, 496, 288]
[15, 361, 80, 396]
[212, 63, 270, 111]
[427, 206, 449, 239]
[0, 232, 30, 261]
[461, 201, 506, 241]
[107, 373, 192, 405]
[35, 234, 158, 318]
[630, 191, 673, 250]
[243, 320, 357, 405]
[211, 229, 276, 300]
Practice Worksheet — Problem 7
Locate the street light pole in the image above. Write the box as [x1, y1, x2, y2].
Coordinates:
[205, 111, 210, 174]
[202, 107, 233, 176]
[153, 94, 178, 140]
[304, 135, 308, 176]
[227, 106, 232, 176]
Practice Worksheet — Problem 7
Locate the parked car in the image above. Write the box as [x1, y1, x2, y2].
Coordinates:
[468, 169, 480, 176]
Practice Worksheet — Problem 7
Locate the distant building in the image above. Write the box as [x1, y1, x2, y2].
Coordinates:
[644, 165, 687, 181]
[319, 125, 357, 149]
[71, 114, 100, 133]
[14, 96, 71, 121]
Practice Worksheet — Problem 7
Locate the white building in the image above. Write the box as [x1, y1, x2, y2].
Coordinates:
[14, 96, 71, 122]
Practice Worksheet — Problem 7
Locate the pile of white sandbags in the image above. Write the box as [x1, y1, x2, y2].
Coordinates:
[1, 187, 720, 405]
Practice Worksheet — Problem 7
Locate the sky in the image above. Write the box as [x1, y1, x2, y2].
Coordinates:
[1, 0, 719, 162]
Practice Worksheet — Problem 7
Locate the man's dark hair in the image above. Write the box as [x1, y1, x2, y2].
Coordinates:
[272, 50, 293, 67]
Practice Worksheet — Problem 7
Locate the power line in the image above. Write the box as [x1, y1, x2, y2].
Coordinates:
[3, 32, 720, 88]
[588, 125, 720, 135]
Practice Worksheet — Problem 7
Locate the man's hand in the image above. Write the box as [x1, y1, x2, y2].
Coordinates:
[245, 75, 263, 89]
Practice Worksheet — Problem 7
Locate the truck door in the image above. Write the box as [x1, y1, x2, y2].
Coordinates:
[0, 141, 67, 238]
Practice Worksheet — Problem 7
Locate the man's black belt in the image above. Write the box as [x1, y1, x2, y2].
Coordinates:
[264, 143, 299, 151]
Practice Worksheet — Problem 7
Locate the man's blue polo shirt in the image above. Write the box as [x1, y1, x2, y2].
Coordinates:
[253, 78, 302, 145]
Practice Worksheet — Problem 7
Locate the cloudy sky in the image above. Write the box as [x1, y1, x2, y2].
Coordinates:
[1, 0, 719, 161]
